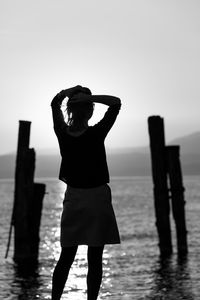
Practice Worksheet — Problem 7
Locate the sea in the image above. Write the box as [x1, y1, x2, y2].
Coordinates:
[0, 176, 200, 300]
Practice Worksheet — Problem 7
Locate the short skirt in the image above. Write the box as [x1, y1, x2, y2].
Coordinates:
[60, 184, 120, 247]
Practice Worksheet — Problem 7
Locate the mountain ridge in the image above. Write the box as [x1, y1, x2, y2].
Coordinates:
[1, 131, 200, 179]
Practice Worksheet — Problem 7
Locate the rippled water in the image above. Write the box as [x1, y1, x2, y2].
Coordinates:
[1, 176, 200, 299]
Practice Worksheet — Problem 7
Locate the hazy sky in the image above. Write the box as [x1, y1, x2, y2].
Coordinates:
[1, 0, 200, 154]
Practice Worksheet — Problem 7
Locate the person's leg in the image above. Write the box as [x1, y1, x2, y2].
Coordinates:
[87, 246, 104, 300]
[51, 246, 78, 300]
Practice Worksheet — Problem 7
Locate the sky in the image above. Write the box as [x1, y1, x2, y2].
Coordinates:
[1, 0, 200, 154]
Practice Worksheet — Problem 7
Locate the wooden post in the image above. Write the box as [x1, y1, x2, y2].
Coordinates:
[30, 183, 46, 258]
[5, 121, 31, 259]
[166, 146, 188, 255]
[11, 120, 45, 263]
[148, 116, 172, 256]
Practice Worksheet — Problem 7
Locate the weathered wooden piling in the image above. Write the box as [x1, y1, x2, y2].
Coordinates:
[30, 183, 46, 258]
[6, 120, 45, 263]
[148, 116, 188, 256]
[166, 146, 188, 255]
[148, 116, 172, 256]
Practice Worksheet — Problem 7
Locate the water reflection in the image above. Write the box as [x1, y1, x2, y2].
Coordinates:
[101, 248, 113, 298]
[63, 246, 87, 299]
[147, 255, 194, 300]
[9, 261, 43, 300]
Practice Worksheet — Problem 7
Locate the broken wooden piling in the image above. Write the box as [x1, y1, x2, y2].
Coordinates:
[148, 116, 172, 256]
[148, 116, 188, 257]
[166, 146, 188, 255]
[6, 120, 45, 263]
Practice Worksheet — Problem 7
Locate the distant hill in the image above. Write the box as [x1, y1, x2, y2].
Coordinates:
[0, 154, 16, 179]
[167, 132, 200, 175]
[169, 132, 200, 154]
[0, 131, 200, 179]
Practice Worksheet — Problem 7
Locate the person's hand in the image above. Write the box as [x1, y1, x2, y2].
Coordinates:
[51, 85, 85, 106]
[53, 85, 82, 104]
[69, 92, 91, 104]
[65, 85, 83, 98]
[58, 85, 83, 98]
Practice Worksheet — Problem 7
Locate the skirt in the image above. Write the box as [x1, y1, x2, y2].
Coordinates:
[60, 184, 120, 247]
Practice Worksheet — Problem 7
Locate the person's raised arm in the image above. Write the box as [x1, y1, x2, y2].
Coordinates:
[90, 95, 121, 106]
[51, 85, 83, 107]
[69, 93, 121, 138]
[70, 93, 121, 106]
[51, 86, 84, 132]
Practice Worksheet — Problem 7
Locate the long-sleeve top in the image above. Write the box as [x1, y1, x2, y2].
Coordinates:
[51, 98, 121, 188]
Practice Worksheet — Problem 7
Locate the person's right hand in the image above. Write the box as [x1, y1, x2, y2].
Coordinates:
[52, 86, 85, 106]
[65, 85, 86, 98]
[69, 92, 91, 104]
[56, 85, 83, 99]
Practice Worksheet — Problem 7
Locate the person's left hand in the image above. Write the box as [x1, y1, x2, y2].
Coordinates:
[57, 85, 83, 98]
[69, 92, 91, 103]
[65, 85, 83, 98]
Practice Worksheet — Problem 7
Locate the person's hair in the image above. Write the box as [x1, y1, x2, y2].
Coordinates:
[70, 87, 92, 98]
[66, 88, 94, 127]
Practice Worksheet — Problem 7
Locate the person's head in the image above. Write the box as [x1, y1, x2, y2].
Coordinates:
[66, 87, 94, 127]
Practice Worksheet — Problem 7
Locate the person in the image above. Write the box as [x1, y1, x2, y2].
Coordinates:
[50, 85, 121, 300]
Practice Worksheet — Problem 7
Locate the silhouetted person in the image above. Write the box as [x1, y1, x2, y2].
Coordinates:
[50, 85, 121, 300]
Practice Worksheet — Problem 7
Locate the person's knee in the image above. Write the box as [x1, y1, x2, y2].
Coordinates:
[59, 246, 78, 265]
[88, 246, 104, 269]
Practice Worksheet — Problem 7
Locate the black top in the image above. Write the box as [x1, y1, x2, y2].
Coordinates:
[51, 100, 121, 188]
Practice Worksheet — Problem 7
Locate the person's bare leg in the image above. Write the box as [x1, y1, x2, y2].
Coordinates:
[51, 246, 78, 300]
[87, 246, 104, 300]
